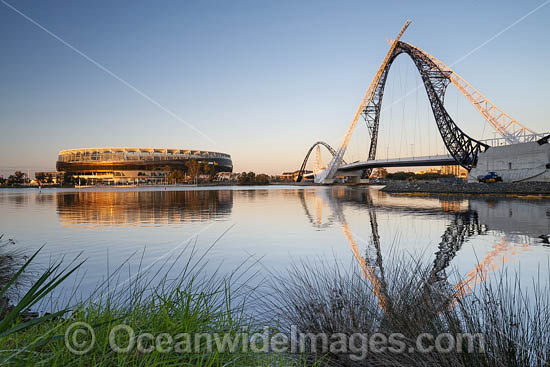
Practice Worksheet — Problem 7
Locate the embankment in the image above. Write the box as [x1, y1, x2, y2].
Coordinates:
[382, 181, 550, 196]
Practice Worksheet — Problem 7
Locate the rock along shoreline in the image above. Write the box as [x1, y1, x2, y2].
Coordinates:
[381, 181, 550, 196]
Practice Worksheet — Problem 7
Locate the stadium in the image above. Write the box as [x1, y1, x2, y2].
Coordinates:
[56, 147, 233, 185]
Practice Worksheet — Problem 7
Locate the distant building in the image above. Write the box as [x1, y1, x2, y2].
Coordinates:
[414, 166, 468, 178]
[441, 165, 468, 178]
[56, 147, 232, 185]
[415, 168, 441, 175]
[281, 170, 312, 181]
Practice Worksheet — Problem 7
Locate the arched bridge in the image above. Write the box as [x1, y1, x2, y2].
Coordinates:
[297, 21, 546, 183]
[296, 141, 344, 182]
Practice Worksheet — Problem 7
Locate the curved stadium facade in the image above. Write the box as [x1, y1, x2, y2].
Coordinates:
[56, 148, 232, 185]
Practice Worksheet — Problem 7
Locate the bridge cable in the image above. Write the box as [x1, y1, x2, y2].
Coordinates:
[387, 65, 396, 160]
[402, 61, 409, 159]
[456, 88, 460, 150]
[405, 62, 410, 158]
[398, 64, 404, 157]
[415, 71, 420, 158]
[430, 78, 432, 156]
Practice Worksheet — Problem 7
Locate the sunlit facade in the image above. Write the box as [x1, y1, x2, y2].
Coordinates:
[281, 170, 312, 181]
[56, 147, 232, 185]
[441, 165, 468, 178]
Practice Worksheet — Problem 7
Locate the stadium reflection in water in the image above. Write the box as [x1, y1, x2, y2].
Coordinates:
[1, 186, 549, 303]
[56, 189, 233, 227]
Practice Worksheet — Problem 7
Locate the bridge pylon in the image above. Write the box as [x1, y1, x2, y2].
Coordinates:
[318, 20, 412, 184]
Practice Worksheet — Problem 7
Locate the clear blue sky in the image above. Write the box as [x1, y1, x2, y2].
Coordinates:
[1, 0, 549, 176]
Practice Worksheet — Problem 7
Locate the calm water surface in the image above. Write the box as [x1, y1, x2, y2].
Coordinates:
[1, 186, 549, 307]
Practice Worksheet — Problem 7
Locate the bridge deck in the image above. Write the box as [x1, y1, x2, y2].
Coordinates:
[338, 154, 457, 171]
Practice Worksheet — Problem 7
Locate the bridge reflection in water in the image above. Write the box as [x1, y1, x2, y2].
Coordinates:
[2, 186, 548, 309]
[297, 187, 545, 310]
[56, 190, 233, 227]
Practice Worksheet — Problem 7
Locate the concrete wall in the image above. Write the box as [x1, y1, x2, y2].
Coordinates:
[469, 140, 550, 182]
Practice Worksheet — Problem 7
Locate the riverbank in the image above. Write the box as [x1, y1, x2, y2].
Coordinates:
[4, 243, 550, 366]
[0, 244, 306, 366]
[382, 181, 550, 196]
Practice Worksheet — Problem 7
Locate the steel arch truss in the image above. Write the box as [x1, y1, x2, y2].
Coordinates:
[296, 141, 343, 182]
[360, 42, 489, 178]
[429, 211, 485, 284]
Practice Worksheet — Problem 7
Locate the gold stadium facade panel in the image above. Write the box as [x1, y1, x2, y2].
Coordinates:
[56, 148, 232, 185]
[57, 148, 232, 172]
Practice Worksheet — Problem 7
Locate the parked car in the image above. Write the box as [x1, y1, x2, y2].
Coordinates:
[477, 171, 503, 183]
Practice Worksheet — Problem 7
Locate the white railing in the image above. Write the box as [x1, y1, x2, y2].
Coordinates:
[479, 132, 549, 147]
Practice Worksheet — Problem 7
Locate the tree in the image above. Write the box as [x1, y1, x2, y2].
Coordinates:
[386, 171, 415, 181]
[62, 172, 76, 187]
[168, 169, 184, 184]
[35, 173, 46, 184]
[255, 174, 270, 185]
[373, 168, 388, 178]
[237, 172, 245, 185]
[247, 172, 256, 184]
[0, 176, 5, 186]
[186, 160, 200, 183]
[237, 172, 270, 185]
[7, 171, 26, 186]
[199, 162, 215, 182]
[238, 172, 255, 185]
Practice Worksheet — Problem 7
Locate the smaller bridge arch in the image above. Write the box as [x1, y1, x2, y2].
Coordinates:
[296, 141, 344, 182]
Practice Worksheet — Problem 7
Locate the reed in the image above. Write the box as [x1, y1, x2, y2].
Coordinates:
[3, 239, 549, 366]
[261, 253, 550, 366]
[0, 240, 314, 366]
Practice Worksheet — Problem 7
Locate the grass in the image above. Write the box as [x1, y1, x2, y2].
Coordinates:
[0, 240, 317, 366]
[2, 239, 550, 366]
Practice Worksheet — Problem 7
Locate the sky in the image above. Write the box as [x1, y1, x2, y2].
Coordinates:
[1, 0, 549, 176]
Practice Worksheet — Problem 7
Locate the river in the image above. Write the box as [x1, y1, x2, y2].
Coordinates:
[1, 185, 549, 308]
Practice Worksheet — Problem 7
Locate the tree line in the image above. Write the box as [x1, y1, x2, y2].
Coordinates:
[237, 172, 270, 185]
[1, 165, 275, 187]
[0, 171, 29, 187]
[167, 160, 217, 184]
[0, 171, 77, 187]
